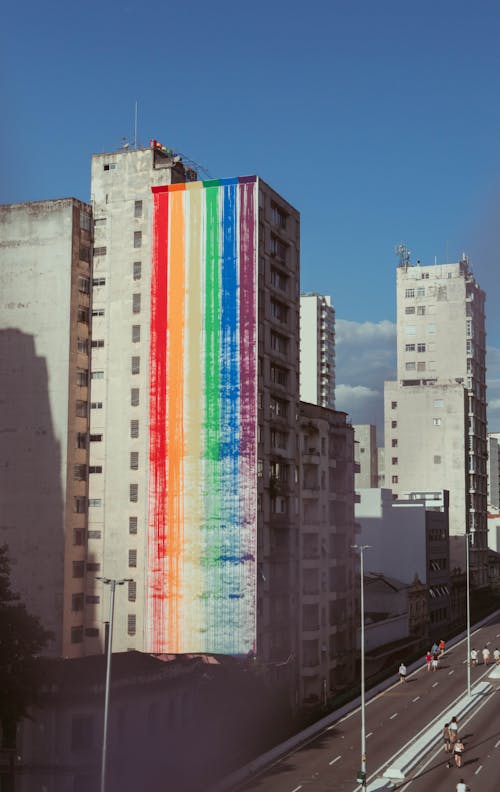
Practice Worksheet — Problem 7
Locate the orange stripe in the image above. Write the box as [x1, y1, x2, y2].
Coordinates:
[167, 190, 185, 650]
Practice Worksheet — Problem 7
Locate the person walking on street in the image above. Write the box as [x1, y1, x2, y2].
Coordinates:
[439, 638, 446, 657]
[431, 641, 439, 656]
[454, 737, 465, 768]
[482, 645, 490, 665]
[432, 654, 439, 672]
[456, 780, 470, 792]
[471, 648, 478, 666]
[447, 717, 459, 767]
[442, 723, 451, 754]
[399, 662, 407, 683]
[426, 650, 432, 671]
[494, 647, 500, 665]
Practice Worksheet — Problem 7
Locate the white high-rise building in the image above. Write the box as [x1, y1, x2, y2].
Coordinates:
[300, 293, 335, 409]
[384, 257, 488, 584]
[487, 433, 500, 510]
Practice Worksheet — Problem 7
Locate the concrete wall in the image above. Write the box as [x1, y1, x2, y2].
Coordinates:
[354, 424, 378, 488]
[300, 294, 335, 409]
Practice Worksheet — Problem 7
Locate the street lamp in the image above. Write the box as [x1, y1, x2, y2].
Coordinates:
[465, 532, 472, 698]
[352, 544, 371, 789]
[96, 576, 132, 792]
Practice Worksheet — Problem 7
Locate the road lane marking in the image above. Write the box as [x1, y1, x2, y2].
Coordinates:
[326, 725, 335, 730]
[432, 682, 438, 687]
[366, 732, 373, 738]
[448, 669, 454, 675]
[329, 756, 341, 766]
[291, 786, 302, 792]
[495, 739, 500, 748]
[412, 696, 420, 702]
[390, 713, 398, 720]
[475, 765, 483, 774]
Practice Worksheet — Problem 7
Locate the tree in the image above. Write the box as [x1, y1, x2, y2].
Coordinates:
[0, 545, 52, 747]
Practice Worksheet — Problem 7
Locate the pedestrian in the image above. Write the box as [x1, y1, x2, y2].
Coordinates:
[494, 647, 500, 665]
[432, 655, 439, 672]
[482, 645, 490, 665]
[442, 722, 451, 753]
[454, 737, 464, 768]
[439, 638, 446, 657]
[470, 648, 478, 666]
[456, 780, 469, 792]
[399, 662, 407, 683]
[431, 640, 439, 656]
[426, 650, 432, 671]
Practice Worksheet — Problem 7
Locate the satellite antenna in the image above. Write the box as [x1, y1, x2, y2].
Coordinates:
[395, 243, 411, 268]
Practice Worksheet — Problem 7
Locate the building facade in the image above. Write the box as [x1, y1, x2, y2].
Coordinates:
[0, 198, 93, 656]
[298, 402, 357, 705]
[487, 432, 500, 510]
[384, 258, 488, 584]
[353, 424, 378, 488]
[85, 144, 301, 664]
[300, 293, 335, 409]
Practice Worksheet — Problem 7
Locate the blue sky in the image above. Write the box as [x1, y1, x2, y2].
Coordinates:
[3, 0, 500, 432]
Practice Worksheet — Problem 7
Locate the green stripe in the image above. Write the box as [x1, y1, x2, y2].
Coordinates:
[205, 186, 220, 462]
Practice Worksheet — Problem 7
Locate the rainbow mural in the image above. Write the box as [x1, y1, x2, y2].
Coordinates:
[147, 177, 257, 655]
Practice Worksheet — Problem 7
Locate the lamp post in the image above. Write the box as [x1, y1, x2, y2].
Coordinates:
[96, 576, 132, 792]
[465, 532, 471, 698]
[352, 544, 370, 789]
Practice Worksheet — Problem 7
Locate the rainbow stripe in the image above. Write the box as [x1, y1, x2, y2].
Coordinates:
[148, 177, 257, 655]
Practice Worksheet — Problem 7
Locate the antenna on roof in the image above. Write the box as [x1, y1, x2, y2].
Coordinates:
[134, 100, 138, 149]
[395, 243, 411, 268]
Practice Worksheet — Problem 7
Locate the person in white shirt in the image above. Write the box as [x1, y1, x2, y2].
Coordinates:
[399, 662, 407, 683]
[456, 780, 469, 792]
[470, 648, 478, 665]
[494, 647, 500, 665]
[482, 645, 490, 665]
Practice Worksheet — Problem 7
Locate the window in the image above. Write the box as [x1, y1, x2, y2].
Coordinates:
[76, 432, 87, 449]
[89, 466, 102, 474]
[132, 293, 141, 313]
[130, 420, 139, 438]
[86, 595, 100, 604]
[74, 497, 86, 514]
[392, 475, 398, 484]
[405, 288, 415, 298]
[434, 455, 442, 464]
[392, 439, 398, 447]
[417, 361, 426, 371]
[271, 496, 287, 514]
[270, 236, 288, 260]
[270, 268, 288, 291]
[391, 400, 397, 409]
[417, 305, 426, 315]
[93, 246, 107, 256]
[72, 593, 84, 611]
[270, 429, 287, 449]
[91, 402, 103, 409]
[73, 561, 84, 578]
[405, 306, 415, 314]
[92, 308, 105, 317]
[271, 204, 287, 228]
[405, 325, 416, 336]
[103, 163, 116, 171]
[77, 307, 89, 324]
[76, 400, 87, 417]
[127, 614, 136, 635]
[270, 299, 288, 324]
[132, 325, 141, 343]
[78, 276, 90, 294]
[88, 530, 101, 539]
[88, 499, 102, 508]
[131, 388, 139, 406]
[133, 231, 142, 248]
[128, 580, 137, 602]
[76, 369, 88, 387]
[405, 344, 415, 352]
[130, 452, 139, 470]
[427, 323, 436, 334]
[128, 550, 137, 568]
[93, 278, 106, 289]
[129, 484, 138, 502]
[405, 362, 416, 371]
[73, 464, 87, 481]
[71, 626, 84, 644]
[270, 364, 288, 386]
[392, 457, 398, 465]
[133, 261, 142, 280]
[91, 370, 104, 380]
[270, 396, 288, 417]
[433, 399, 444, 408]
[77, 337, 88, 354]
[391, 420, 397, 429]
[131, 356, 140, 375]
[433, 418, 442, 426]
[129, 517, 138, 535]
[417, 343, 426, 352]
[270, 331, 288, 354]
[79, 246, 90, 263]
[416, 287, 425, 297]
[91, 339, 104, 348]
[86, 562, 100, 572]
[134, 200, 143, 218]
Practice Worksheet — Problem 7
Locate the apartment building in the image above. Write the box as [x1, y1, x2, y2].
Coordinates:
[0, 198, 93, 656]
[300, 293, 335, 409]
[298, 402, 357, 706]
[487, 432, 500, 510]
[353, 424, 378, 488]
[85, 143, 300, 665]
[384, 258, 488, 584]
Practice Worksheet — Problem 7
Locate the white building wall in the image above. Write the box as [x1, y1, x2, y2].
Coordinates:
[488, 434, 500, 510]
[353, 424, 378, 488]
[300, 293, 335, 409]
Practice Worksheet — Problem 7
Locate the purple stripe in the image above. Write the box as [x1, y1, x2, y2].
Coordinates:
[239, 181, 256, 461]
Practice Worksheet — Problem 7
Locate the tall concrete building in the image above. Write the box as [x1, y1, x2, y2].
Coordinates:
[300, 293, 335, 409]
[298, 402, 357, 705]
[487, 432, 500, 510]
[0, 198, 93, 656]
[384, 257, 488, 584]
[85, 143, 301, 666]
[353, 424, 378, 488]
